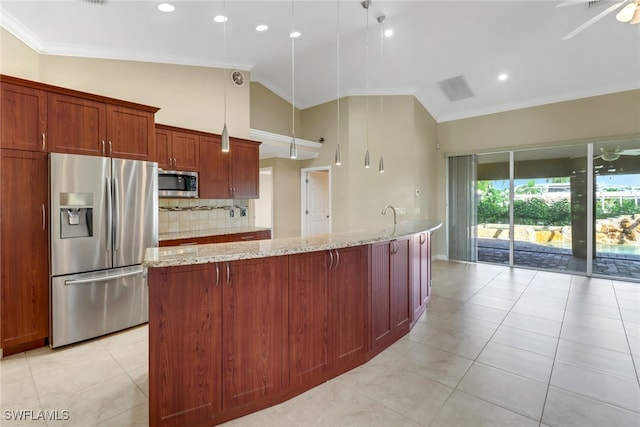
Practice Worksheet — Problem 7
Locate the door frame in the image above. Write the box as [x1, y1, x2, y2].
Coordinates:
[300, 166, 332, 236]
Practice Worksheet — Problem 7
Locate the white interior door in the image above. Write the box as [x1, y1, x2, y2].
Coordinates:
[303, 169, 330, 236]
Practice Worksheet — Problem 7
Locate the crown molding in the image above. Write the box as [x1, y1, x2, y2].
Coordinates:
[0, 7, 43, 51]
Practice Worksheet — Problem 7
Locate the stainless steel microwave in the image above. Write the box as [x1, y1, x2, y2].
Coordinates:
[158, 170, 198, 198]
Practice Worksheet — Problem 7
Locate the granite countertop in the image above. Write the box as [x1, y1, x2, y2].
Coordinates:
[159, 227, 271, 241]
[145, 220, 442, 268]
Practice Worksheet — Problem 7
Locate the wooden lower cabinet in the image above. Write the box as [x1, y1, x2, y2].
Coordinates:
[411, 232, 431, 326]
[149, 234, 432, 426]
[148, 257, 287, 427]
[149, 264, 221, 427]
[0, 150, 49, 353]
[288, 246, 368, 387]
[370, 237, 412, 353]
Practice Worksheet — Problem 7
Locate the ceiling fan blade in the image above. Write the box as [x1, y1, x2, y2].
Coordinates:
[562, 0, 629, 39]
[616, 2, 638, 21]
[621, 148, 640, 155]
[556, 0, 592, 8]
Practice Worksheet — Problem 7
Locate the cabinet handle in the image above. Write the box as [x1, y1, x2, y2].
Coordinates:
[420, 233, 426, 245]
[102, 140, 106, 155]
[226, 262, 231, 286]
[41, 204, 46, 231]
[216, 263, 220, 287]
[42, 133, 46, 151]
[328, 250, 334, 269]
[334, 249, 340, 269]
[108, 140, 112, 156]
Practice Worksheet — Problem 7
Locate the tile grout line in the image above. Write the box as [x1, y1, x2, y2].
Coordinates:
[611, 280, 640, 388]
[428, 266, 548, 426]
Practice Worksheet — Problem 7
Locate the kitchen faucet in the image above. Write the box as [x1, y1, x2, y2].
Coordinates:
[382, 205, 397, 225]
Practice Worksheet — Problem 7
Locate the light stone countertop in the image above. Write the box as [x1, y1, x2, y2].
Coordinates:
[159, 226, 271, 241]
[145, 219, 442, 268]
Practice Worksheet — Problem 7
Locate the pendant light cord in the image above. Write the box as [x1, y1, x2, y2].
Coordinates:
[291, 0, 296, 139]
[223, 0, 227, 124]
[365, 5, 369, 154]
[336, 0, 340, 142]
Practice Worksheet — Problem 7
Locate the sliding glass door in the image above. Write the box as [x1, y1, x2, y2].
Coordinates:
[449, 137, 640, 281]
[513, 145, 587, 274]
[593, 140, 640, 279]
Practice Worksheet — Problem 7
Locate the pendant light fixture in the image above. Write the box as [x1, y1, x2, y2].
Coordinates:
[220, 0, 230, 153]
[289, 0, 298, 159]
[363, 0, 371, 168]
[377, 14, 385, 173]
[334, 0, 342, 166]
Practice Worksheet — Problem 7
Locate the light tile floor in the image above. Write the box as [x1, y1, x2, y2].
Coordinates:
[1, 261, 639, 426]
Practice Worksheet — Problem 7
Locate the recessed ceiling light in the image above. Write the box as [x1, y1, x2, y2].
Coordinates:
[384, 29, 394, 38]
[157, 3, 175, 13]
[213, 15, 228, 23]
[290, 31, 301, 38]
[498, 73, 509, 81]
[256, 24, 269, 32]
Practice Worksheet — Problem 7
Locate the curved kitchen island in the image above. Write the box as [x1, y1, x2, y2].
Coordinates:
[144, 220, 442, 427]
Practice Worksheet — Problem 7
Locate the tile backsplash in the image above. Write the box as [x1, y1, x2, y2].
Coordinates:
[159, 198, 250, 234]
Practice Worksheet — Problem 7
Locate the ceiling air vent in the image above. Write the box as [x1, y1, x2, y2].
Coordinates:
[437, 75, 474, 102]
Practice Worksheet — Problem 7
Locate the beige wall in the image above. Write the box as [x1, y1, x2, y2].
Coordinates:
[435, 89, 640, 257]
[1, 28, 250, 137]
[0, 28, 41, 80]
[259, 157, 312, 238]
[300, 95, 439, 234]
[250, 82, 302, 137]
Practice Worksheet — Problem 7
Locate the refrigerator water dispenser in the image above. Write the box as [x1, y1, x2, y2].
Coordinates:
[59, 192, 93, 239]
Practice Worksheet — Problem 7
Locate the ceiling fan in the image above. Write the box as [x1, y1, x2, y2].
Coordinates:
[559, 0, 640, 40]
[595, 146, 640, 161]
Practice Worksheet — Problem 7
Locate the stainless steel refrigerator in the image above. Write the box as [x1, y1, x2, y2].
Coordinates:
[49, 153, 158, 348]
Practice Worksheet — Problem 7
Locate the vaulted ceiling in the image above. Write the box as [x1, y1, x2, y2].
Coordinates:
[1, 0, 639, 122]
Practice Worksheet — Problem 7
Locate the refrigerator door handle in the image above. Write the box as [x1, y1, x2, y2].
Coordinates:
[113, 177, 120, 252]
[106, 177, 112, 253]
[64, 267, 145, 285]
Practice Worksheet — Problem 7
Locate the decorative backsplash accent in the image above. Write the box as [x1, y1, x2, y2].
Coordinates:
[159, 199, 250, 234]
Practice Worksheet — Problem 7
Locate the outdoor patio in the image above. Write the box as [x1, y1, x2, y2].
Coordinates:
[478, 238, 640, 280]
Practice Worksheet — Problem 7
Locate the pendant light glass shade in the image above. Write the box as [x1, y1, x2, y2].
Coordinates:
[335, 143, 342, 166]
[221, 123, 230, 152]
[290, 136, 298, 159]
[364, 149, 370, 168]
[378, 156, 384, 173]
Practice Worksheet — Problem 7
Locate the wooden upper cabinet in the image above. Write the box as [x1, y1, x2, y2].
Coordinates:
[48, 93, 155, 160]
[199, 134, 230, 199]
[230, 138, 260, 199]
[48, 93, 106, 156]
[154, 126, 198, 172]
[0, 83, 47, 152]
[1, 150, 49, 351]
[107, 105, 154, 160]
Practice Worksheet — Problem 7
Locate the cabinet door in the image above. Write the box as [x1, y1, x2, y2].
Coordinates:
[0, 83, 47, 152]
[48, 93, 106, 156]
[411, 233, 431, 323]
[148, 264, 221, 427]
[230, 139, 259, 199]
[391, 237, 412, 334]
[370, 241, 392, 349]
[288, 251, 330, 386]
[1, 150, 49, 350]
[199, 135, 231, 198]
[331, 246, 367, 369]
[154, 128, 172, 169]
[107, 105, 154, 160]
[222, 257, 287, 410]
[172, 131, 199, 172]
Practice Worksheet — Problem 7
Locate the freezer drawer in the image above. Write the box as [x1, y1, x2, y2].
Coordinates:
[50, 266, 148, 348]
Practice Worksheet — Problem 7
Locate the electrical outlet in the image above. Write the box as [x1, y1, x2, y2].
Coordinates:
[396, 207, 406, 215]
[229, 209, 235, 218]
